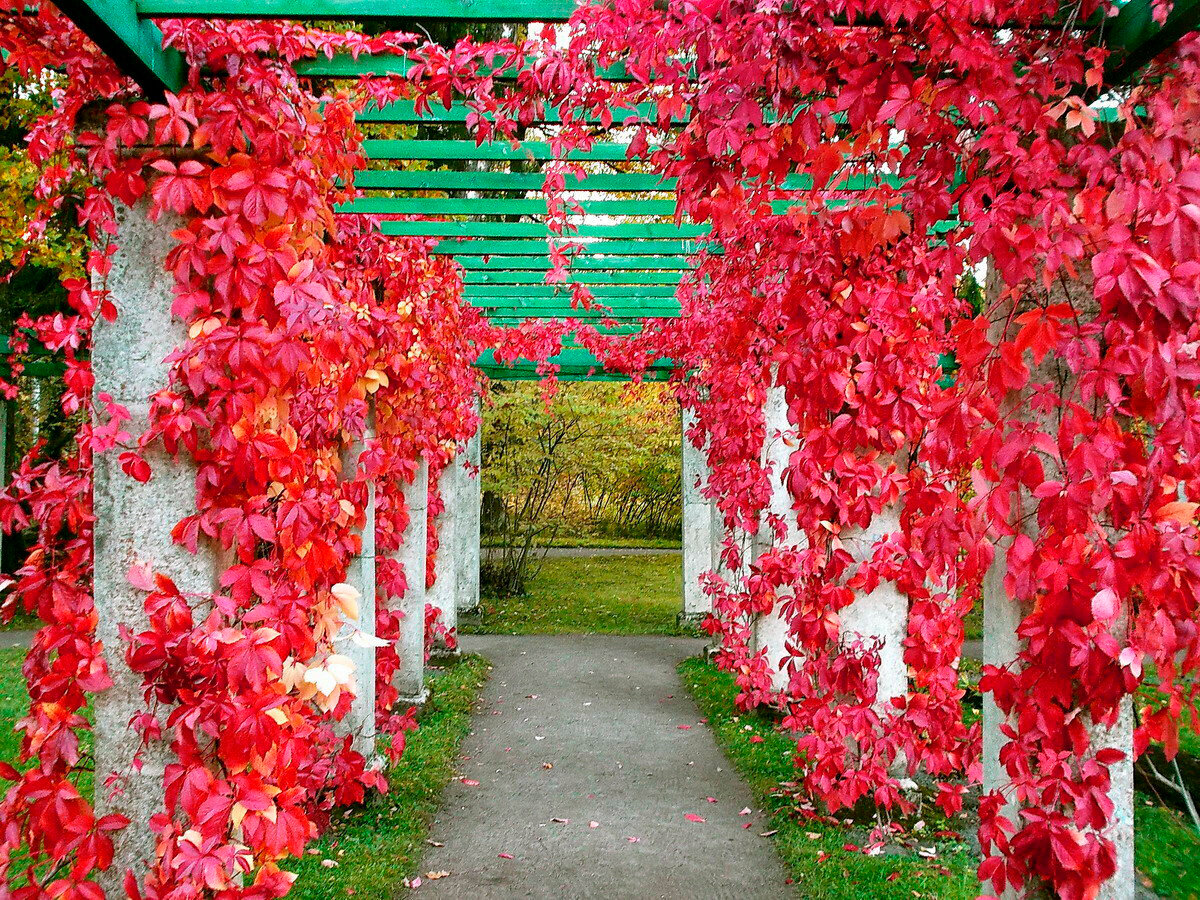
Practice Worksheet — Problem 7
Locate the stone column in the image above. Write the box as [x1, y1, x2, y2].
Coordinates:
[681, 406, 714, 626]
[426, 448, 460, 654]
[336, 400, 376, 758]
[755, 379, 795, 691]
[92, 202, 213, 887]
[392, 458, 428, 705]
[980, 268, 1133, 899]
[838, 489, 908, 710]
[456, 411, 482, 615]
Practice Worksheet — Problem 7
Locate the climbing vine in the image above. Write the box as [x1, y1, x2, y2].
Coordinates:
[0, 0, 1197, 898]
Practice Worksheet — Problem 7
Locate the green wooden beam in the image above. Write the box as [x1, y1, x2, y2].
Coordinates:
[455, 254, 693, 270]
[383, 221, 709, 238]
[464, 270, 684, 284]
[56, 0, 184, 97]
[465, 284, 678, 299]
[340, 197, 678, 216]
[353, 170, 673, 192]
[137, 0, 579, 20]
[363, 139, 653, 161]
[356, 99, 673, 124]
[429, 239, 709, 255]
[296, 54, 638, 81]
[1103, 0, 1200, 83]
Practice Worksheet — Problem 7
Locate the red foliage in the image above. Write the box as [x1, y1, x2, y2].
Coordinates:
[0, 1, 1197, 898]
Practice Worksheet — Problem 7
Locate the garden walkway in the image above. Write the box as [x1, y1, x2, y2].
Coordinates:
[417, 634, 795, 898]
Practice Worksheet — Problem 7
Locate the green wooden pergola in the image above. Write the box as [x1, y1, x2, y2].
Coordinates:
[52, 0, 1200, 380]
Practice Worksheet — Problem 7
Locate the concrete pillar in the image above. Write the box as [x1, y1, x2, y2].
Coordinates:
[755, 379, 795, 691]
[455, 412, 482, 615]
[979, 268, 1133, 899]
[426, 448, 461, 652]
[392, 458, 428, 704]
[92, 202, 213, 887]
[839, 496, 907, 709]
[336, 400, 376, 758]
[681, 407, 714, 626]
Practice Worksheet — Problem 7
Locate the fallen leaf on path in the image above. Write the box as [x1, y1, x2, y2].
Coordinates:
[408, 877, 422, 888]
[461, 779, 480, 786]
[535, 735, 545, 741]
[739, 807, 752, 816]
[759, 830, 778, 837]
[742, 823, 752, 829]
[589, 821, 600, 828]
[677, 724, 691, 730]
[498, 853, 514, 859]
[684, 813, 706, 824]
[627, 836, 641, 843]
[425, 840, 445, 847]
[425, 871, 450, 880]
[706, 797, 717, 803]
[550, 817, 569, 824]
[542, 762, 553, 769]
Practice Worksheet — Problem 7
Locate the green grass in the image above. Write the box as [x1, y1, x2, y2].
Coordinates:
[0, 647, 27, 764]
[470, 553, 687, 635]
[287, 654, 491, 897]
[1135, 801, 1200, 900]
[679, 656, 978, 900]
[481, 535, 680, 550]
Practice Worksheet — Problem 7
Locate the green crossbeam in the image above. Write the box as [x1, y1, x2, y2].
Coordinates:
[382, 221, 709, 238]
[356, 99, 672, 124]
[428, 239, 707, 255]
[353, 171, 673, 192]
[466, 284, 679, 299]
[341, 197, 679, 216]
[455, 255, 693, 270]
[55, 0, 183, 96]
[363, 139, 651, 161]
[465, 270, 684, 284]
[137, 0, 579, 19]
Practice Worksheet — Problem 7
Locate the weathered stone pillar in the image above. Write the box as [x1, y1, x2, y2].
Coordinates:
[426, 447, 462, 654]
[755, 379, 795, 691]
[980, 268, 1133, 899]
[681, 406, 714, 626]
[455, 410, 482, 615]
[839, 490, 908, 709]
[92, 202, 213, 887]
[336, 400, 376, 758]
[393, 458, 428, 704]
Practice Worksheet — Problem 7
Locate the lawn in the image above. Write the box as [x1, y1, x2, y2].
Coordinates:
[469, 551, 687, 635]
[679, 656, 980, 900]
[0, 645, 489, 898]
[481, 535, 681, 550]
[286, 654, 491, 897]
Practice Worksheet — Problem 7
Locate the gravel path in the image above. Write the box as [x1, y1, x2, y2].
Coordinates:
[417, 634, 796, 899]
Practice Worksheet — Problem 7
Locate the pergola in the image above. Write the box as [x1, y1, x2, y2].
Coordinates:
[16, 5, 1200, 895]
[55, 0, 1199, 381]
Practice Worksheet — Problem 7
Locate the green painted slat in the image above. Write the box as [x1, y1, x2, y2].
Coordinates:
[57, 0, 183, 96]
[137, 0, 579, 19]
[363, 140, 650, 161]
[354, 170, 673, 192]
[339, 197, 678, 216]
[430, 239, 710, 255]
[384, 221, 709, 238]
[356, 99, 673, 124]
[350, 169, 900, 193]
[296, 54, 640, 81]
[464, 270, 684, 284]
[466, 283, 678, 296]
[455, 255, 693, 270]
[1103, 0, 1200, 82]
